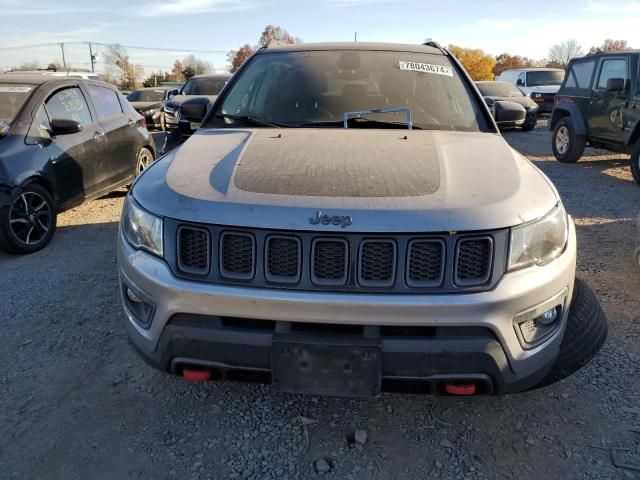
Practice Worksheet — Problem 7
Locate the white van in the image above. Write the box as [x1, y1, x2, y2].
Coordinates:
[497, 68, 565, 112]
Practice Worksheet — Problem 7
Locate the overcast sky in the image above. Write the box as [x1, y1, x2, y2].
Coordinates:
[1, 0, 639, 74]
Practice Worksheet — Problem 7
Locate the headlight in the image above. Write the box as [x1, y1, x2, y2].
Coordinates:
[143, 107, 160, 115]
[121, 197, 163, 257]
[164, 104, 175, 113]
[508, 204, 568, 271]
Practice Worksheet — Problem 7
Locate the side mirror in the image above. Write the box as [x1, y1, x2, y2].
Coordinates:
[168, 89, 179, 99]
[606, 77, 625, 92]
[516, 78, 525, 87]
[179, 98, 210, 123]
[50, 118, 82, 135]
[494, 100, 526, 124]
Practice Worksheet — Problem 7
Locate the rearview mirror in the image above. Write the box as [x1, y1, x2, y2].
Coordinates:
[50, 118, 82, 135]
[179, 98, 210, 123]
[606, 78, 625, 92]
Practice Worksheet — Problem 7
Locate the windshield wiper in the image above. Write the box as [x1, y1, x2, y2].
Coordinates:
[295, 117, 422, 129]
[216, 113, 285, 128]
[343, 107, 413, 130]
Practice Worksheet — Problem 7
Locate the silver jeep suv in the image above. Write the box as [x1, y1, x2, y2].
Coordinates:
[118, 43, 607, 397]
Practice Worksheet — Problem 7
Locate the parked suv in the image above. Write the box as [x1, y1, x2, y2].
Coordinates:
[550, 51, 640, 185]
[497, 68, 564, 113]
[163, 73, 231, 137]
[119, 43, 607, 397]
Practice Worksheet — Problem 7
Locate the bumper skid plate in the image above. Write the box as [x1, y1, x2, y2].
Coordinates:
[272, 335, 381, 397]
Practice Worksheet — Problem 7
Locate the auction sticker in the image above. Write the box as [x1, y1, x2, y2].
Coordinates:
[399, 62, 453, 77]
[0, 86, 32, 93]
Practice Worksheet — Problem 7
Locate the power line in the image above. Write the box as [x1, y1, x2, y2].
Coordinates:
[4, 40, 229, 54]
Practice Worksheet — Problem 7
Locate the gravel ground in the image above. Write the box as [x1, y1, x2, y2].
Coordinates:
[1, 123, 639, 480]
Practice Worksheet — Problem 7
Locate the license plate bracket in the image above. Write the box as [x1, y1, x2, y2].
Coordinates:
[272, 337, 381, 398]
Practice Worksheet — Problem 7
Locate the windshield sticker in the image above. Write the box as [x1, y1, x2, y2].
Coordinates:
[399, 62, 453, 77]
[0, 86, 32, 93]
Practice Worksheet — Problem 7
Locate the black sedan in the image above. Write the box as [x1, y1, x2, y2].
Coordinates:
[476, 81, 539, 131]
[126, 86, 179, 131]
[0, 74, 156, 254]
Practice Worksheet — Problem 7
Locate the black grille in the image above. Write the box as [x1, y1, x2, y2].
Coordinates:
[220, 232, 255, 279]
[359, 240, 396, 286]
[407, 239, 445, 286]
[312, 239, 348, 285]
[456, 237, 492, 285]
[266, 236, 301, 283]
[177, 227, 210, 274]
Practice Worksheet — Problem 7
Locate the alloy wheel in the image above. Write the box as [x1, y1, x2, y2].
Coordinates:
[9, 191, 53, 246]
[555, 126, 570, 155]
[137, 149, 153, 174]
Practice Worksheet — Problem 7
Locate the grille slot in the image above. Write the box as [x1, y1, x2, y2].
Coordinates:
[406, 239, 445, 287]
[358, 240, 396, 287]
[220, 232, 255, 280]
[265, 235, 301, 283]
[311, 238, 348, 286]
[177, 226, 210, 275]
[455, 237, 493, 286]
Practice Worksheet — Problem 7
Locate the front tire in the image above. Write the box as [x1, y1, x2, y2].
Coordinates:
[552, 118, 586, 163]
[0, 183, 57, 255]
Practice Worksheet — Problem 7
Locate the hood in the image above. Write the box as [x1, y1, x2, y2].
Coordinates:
[528, 85, 560, 94]
[485, 96, 538, 109]
[167, 94, 218, 108]
[133, 128, 558, 233]
[129, 101, 162, 110]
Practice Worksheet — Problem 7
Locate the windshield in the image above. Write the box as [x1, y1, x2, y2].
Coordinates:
[0, 84, 33, 132]
[127, 89, 166, 102]
[209, 50, 488, 131]
[476, 82, 524, 97]
[180, 77, 228, 96]
[526, 70, 564, 86]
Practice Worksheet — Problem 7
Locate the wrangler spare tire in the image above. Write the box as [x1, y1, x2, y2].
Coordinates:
[537, 278, 608, 388]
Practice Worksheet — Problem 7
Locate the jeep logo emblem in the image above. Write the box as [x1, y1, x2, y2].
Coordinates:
[309, 211, 352, 228]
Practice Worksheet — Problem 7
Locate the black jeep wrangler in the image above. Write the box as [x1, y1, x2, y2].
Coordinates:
[550, 50, 640, 184]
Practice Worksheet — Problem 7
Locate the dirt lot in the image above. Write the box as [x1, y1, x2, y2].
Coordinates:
[1, 124, 639, 480]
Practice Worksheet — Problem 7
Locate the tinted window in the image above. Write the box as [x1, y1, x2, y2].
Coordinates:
[566, 61, 595, 91]
[45, 87, 92, 126]
[526, 70, 564, 87]
[212, 50, 489, 132]
[0, 84, 33, 132]
[88, 85, 123, 119]
[476, 82, 524, 97]
[181, 77, 228, 95]
[127, 89, 167, 102]
[597, 59, 628, 89]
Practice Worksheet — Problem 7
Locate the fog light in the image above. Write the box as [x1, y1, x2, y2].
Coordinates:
[126, 287, 142, 303]
[122, 283, 154, 329]
[513, 289, 568, 349]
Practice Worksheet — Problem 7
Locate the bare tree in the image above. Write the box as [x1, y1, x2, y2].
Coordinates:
[548, 39, 584, 68]
[259, 25, 296, 47]
[589, 39, 631, 54]
[171, 59, 184, 83]
[16, 60, 40, 71]
[182, 54, 213, 75]
[103, 44, 143, 90]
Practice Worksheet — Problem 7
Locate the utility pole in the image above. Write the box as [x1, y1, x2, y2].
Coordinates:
[60, 43, 67, 69]
[354, 32, 358, 42]
[88, 43, 96, 72]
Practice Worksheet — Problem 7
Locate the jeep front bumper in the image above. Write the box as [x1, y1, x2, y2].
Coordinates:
[118, 220, 577, 395]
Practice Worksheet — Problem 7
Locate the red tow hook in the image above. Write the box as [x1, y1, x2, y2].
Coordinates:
[182, 367, 213, 382]
[443, 382, 477, 396]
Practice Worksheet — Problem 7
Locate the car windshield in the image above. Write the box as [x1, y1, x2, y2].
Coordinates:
[476, 82, 524, 97]
[127, 89, 166, 102]
[180, 77, 227, 95]
[527, 70, 564, 86]
[209, 50, 489, 131]
[0, 83, 33, 133]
